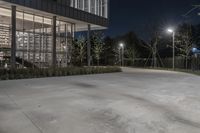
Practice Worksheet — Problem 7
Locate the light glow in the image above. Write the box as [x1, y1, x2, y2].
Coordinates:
[119, 43, 124, 48]
[167, 28, 174, 33]
[192, 48, 197, 53]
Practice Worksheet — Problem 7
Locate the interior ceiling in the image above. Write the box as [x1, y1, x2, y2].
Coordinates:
[0, 15, 51, 30]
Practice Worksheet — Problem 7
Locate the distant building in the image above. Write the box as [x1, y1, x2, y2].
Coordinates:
[0, 0, 109, 68]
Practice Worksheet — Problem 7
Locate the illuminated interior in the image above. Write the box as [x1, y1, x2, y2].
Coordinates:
[0, 7, 74, 68]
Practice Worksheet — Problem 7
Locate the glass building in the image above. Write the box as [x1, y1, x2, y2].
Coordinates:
[0, 0, 108, 68]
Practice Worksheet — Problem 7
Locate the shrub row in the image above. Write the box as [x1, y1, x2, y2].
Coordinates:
[0, 66, 121, 80]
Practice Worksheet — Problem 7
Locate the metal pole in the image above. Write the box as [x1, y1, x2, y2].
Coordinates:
[122, 46, 124, 66]
[172, 32, 175, 70]
[119, 48, 121, 66]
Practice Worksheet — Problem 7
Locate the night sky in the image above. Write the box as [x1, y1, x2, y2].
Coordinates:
[106, 0, 200, 40]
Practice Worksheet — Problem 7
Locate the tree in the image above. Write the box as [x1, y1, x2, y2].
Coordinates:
[193, 24, 200, 48]
[146, 34, 160, 67]
[72, 36, 86, 66]
[91, 32, 105, 66]
[141, 30, 164, 68]
[114, 32, 147, 66]
[176, 24, 194, 69]
[103, 31, 149, 66]
[103, 37, 116, 65]
[125, 48, 136, 65]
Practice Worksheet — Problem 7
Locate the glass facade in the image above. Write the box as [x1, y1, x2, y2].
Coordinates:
[56, 20, 74, 67]
[0, 7, 74, 68]
[70, 0, 108, 18]
[0, 0, 108, 68]
[0, 7, 12, 68]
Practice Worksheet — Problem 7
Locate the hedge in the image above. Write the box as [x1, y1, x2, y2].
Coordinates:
[0, 66, 121, 80]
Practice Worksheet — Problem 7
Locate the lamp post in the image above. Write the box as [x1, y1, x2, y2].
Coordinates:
[167, 28, 175, 70]
[119, 43, 124, 66]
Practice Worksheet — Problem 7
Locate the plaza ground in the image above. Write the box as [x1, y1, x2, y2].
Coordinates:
[0, 68, 200, 133]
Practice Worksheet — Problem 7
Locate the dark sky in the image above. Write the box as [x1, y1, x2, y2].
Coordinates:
[106, 0, 200, 40]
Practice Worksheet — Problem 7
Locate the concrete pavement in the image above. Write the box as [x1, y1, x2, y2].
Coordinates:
[0, 68, 200, 133]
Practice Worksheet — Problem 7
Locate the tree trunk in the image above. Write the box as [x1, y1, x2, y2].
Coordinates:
[185, 55, 188, 69]
[97, 59, 99, 66]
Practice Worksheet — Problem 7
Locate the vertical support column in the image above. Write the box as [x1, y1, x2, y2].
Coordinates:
[11, 5, 16, 69]
[42, 17, 45, 66]
[64, 24, 67, 67]
[58, 21, 61, 68]
[87, 24, 91, 66]
[22, 12, 24, 67]
[52, 16, 57, 68]
[33, 15, 36, 67]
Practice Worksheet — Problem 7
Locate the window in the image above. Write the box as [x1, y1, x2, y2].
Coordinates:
[102, 0, 108, 18]
[69, 0, 108, 18]
[77, 0, 83, 10]
[70, 0, 75, 7]
[91, 0, 95, 14]
[84, 0, 89, 12]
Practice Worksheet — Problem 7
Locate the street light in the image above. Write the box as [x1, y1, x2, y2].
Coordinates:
[167, 28, 175, 70]
[167, 29, 173, 33]
[119, 43, 124, 66]
[192, 47, 197, 53]
[120, 43, 124, 48]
